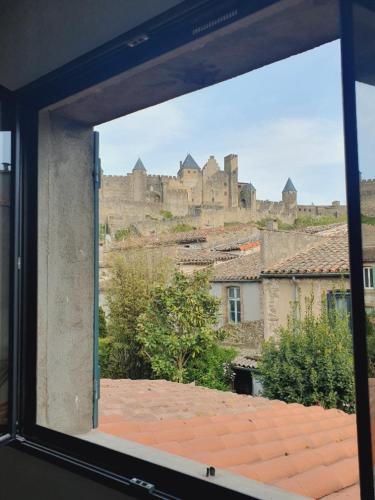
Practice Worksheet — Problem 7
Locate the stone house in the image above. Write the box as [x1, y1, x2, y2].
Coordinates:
[210, 229, 354, 394]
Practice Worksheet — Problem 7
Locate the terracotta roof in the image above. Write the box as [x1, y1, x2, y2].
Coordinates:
[177, 248, 238, 265]
[98, 379, 359, 499]
[212, 251, 261, 281]
[263, 237, 349, 275]
[215, 238, 260, 252]
[302, 223, 347, 237]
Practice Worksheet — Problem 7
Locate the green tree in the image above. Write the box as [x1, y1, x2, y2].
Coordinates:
[366, 312, 375, 377]
[99, 306, 107, 338]
[104, 250, 172, 378]
[137, 270, 235, 385]
[257, 293, 355, 413]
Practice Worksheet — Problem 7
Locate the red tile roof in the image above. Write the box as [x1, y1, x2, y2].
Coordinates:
[99, 379, 359, 499]
[177, 248, 238, 265]
[212, 251, 261, 281]
[263, 237, 349, 275]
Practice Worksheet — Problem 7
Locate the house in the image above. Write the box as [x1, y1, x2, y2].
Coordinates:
[210, 227, 354, 393]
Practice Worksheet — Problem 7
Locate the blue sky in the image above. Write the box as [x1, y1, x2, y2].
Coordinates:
[96, 40, 347, 205]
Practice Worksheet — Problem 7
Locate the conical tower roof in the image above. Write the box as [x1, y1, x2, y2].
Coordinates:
[181, 153, 200, 170]
[132, 158, 146, 172]
[282, 177, 297, 193]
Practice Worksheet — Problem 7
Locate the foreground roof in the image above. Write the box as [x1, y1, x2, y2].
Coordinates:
[212, 251, 261, 281]
[263, 236, 349, 275]
[99, 379, 358, 499]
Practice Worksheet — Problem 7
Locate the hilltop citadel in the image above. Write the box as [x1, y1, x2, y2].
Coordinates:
[100, 153, 347, 234]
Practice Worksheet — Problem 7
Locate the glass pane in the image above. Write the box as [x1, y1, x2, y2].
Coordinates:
[353, 0, 375, 469]
[0, 104, 12, 430]
[36, 24, 361, 498]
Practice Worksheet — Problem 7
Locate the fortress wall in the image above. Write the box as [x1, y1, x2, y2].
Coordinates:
[163, 187, 189, 216]
[203, 170, 229, 208]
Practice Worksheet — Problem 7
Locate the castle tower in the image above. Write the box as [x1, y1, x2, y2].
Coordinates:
[224, 154, 238, 208]
[132, 157, 147, 202]
[282, 177, 297, 213]
[177, 153, 202, 206]
[239, 182, 256, 213]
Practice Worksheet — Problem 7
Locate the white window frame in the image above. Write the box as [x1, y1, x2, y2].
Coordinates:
[363, 267, 374, 289]
[228, 286, 241, 324]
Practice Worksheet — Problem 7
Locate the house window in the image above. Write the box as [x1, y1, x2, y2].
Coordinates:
[228, 286, 241, 323]
[327, 291, 352, 318]
[363, 267, 374, 289]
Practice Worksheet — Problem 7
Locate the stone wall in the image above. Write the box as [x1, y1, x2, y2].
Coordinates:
[262, 276, 350, 340]
[260, 229, 321, 269]
[222, 321, 264, 353]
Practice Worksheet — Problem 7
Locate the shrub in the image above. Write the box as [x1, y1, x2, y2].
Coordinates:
[170, 223, 196, 233]
[105, 250, 173, 378]
[114, 226, 138, 241]
[362, 214, 375, 226]
[257, 293, 355, 413]
[160, 210, 173, 220]
[99, 306, 107, 338]
[137, 270, 235, 386]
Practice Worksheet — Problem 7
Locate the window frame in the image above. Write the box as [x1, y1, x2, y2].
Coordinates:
[363, 267, 374, 289]
[228, 286, 241, 324]
[2, 0, 373, 498]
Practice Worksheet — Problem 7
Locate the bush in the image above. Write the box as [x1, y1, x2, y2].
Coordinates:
[170, 223, 196, 233]
[160, 210, 173, 220]
[362, 214, 375, 226]
[367, 312, 375, 377]
[99, 306, 107, 338]
[137, 270, 236, 386]
[105, 251, 172, 378]
[186, 344, 236, 390]
[114, 226, 138, 241]
[257, 293, 355, 413]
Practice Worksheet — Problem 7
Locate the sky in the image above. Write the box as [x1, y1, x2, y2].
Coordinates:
[96, 40, 348, 205]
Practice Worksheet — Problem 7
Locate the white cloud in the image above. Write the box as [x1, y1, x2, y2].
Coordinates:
[209, 117, 345, 204]
[96, 100, 190, 174]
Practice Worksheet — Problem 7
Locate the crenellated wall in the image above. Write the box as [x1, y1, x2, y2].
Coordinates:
[100, 153, 349, 234]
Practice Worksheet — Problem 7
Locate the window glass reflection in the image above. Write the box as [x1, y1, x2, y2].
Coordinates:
[0, 128, 11, 427]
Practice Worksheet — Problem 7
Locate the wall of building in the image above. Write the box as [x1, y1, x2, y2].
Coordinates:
[260, 230, 321, 269]
[38, 110, 94, 434]
[262, 276, 350, 340]
[211, 281, 263, 352]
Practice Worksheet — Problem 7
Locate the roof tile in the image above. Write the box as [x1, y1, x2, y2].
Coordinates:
[98, 379, 359, 498]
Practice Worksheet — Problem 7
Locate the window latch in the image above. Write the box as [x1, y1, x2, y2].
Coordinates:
[130, 478, 155, 493]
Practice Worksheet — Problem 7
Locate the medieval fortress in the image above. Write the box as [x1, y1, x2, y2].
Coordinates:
[100, 153, 347, 234]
